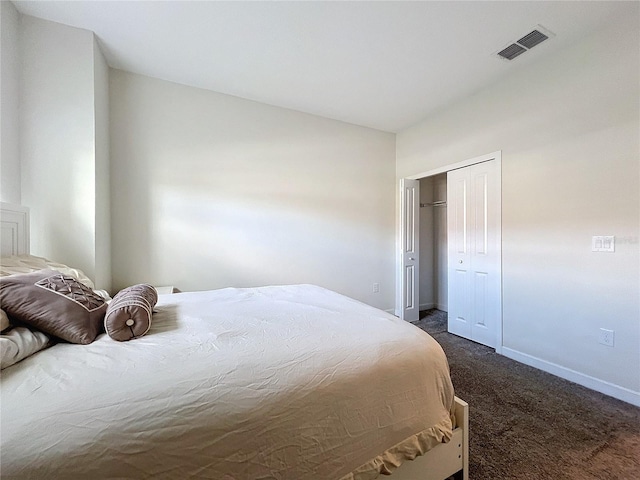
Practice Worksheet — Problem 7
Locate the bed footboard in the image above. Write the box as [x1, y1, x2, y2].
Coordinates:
[389, 396, 468, 480]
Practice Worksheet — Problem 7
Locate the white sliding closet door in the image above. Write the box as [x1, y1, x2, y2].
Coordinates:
[447, 160, 501, 348]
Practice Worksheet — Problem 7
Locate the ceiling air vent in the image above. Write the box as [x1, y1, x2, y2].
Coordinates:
[497, 43, 527, 61]
[494, 25, 555, 61]
[517, 29, 549, 49]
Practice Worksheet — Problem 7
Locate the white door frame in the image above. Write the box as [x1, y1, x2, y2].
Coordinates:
[396, 151, 503, 353]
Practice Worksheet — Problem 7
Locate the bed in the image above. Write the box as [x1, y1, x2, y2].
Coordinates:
[0, 203, 468, 480]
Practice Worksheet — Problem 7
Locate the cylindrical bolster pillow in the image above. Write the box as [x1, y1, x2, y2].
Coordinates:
[105, 284, 158, 341]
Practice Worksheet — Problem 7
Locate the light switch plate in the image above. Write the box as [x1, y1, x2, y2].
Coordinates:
[592, 236, 615, 252]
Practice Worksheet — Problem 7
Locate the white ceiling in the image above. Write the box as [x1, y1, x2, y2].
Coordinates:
[13, 1, 635, 132]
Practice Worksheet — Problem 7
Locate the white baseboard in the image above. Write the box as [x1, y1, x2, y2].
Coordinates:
[436, 303, 447, 312]
[392, 305, 446, 317]
[419, 302, 435, 310]
[501, 347, 640, 407]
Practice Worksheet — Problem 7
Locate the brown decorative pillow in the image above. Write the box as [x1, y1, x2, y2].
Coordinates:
[105, 284, 157, 341]
[0, 270, 107, 344]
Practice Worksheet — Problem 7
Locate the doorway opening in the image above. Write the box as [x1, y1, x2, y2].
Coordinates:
[418, 173, 448, 315]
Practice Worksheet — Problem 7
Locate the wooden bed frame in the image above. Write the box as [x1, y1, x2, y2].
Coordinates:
[0, 202, 468, 480]
[390, 396, 468, 480]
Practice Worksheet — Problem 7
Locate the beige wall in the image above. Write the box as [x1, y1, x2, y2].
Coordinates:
[93, 38, 111, 292]
[397, 15, 640, 401]
[19, 15, 111, 290]
[0, 0, 21, 204]
[109, 70, 396, 309]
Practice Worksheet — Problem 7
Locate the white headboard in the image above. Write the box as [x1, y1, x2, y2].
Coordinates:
[1, 202, 30, 257]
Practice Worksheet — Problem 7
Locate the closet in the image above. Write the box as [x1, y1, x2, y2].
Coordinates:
[416, 160, 501, 350]
[418, 174, 447, 313]
[400, 153, 502, 349]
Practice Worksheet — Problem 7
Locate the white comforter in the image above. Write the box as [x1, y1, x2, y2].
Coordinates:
[0, 285, 454, 479]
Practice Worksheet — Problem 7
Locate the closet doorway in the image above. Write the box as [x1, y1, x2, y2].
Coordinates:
[398, 151, 502, 351]
[418, 173, 448, 314]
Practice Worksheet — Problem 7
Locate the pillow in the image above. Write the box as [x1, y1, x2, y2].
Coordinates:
[1, 254, 95, 286]
[1, 308, 10, 332]
[105, 284, 158, 341]
[0, 255, 111, 301]
[0, 270, 107, 344]
[0, 327, 50, 369]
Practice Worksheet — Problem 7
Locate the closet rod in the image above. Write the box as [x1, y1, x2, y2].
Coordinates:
[420, 201, 447, 208]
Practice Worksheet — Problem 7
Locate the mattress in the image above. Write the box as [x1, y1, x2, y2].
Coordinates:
[0, 284, 455, 479]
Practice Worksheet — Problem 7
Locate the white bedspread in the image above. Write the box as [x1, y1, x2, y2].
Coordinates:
[0, 285, 454, 479]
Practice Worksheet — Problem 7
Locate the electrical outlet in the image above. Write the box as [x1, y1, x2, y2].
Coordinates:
[598, 328, 614, 347]
[372, 283, 380, 293]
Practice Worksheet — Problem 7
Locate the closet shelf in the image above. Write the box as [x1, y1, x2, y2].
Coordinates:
[420, 201, 447, 208]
